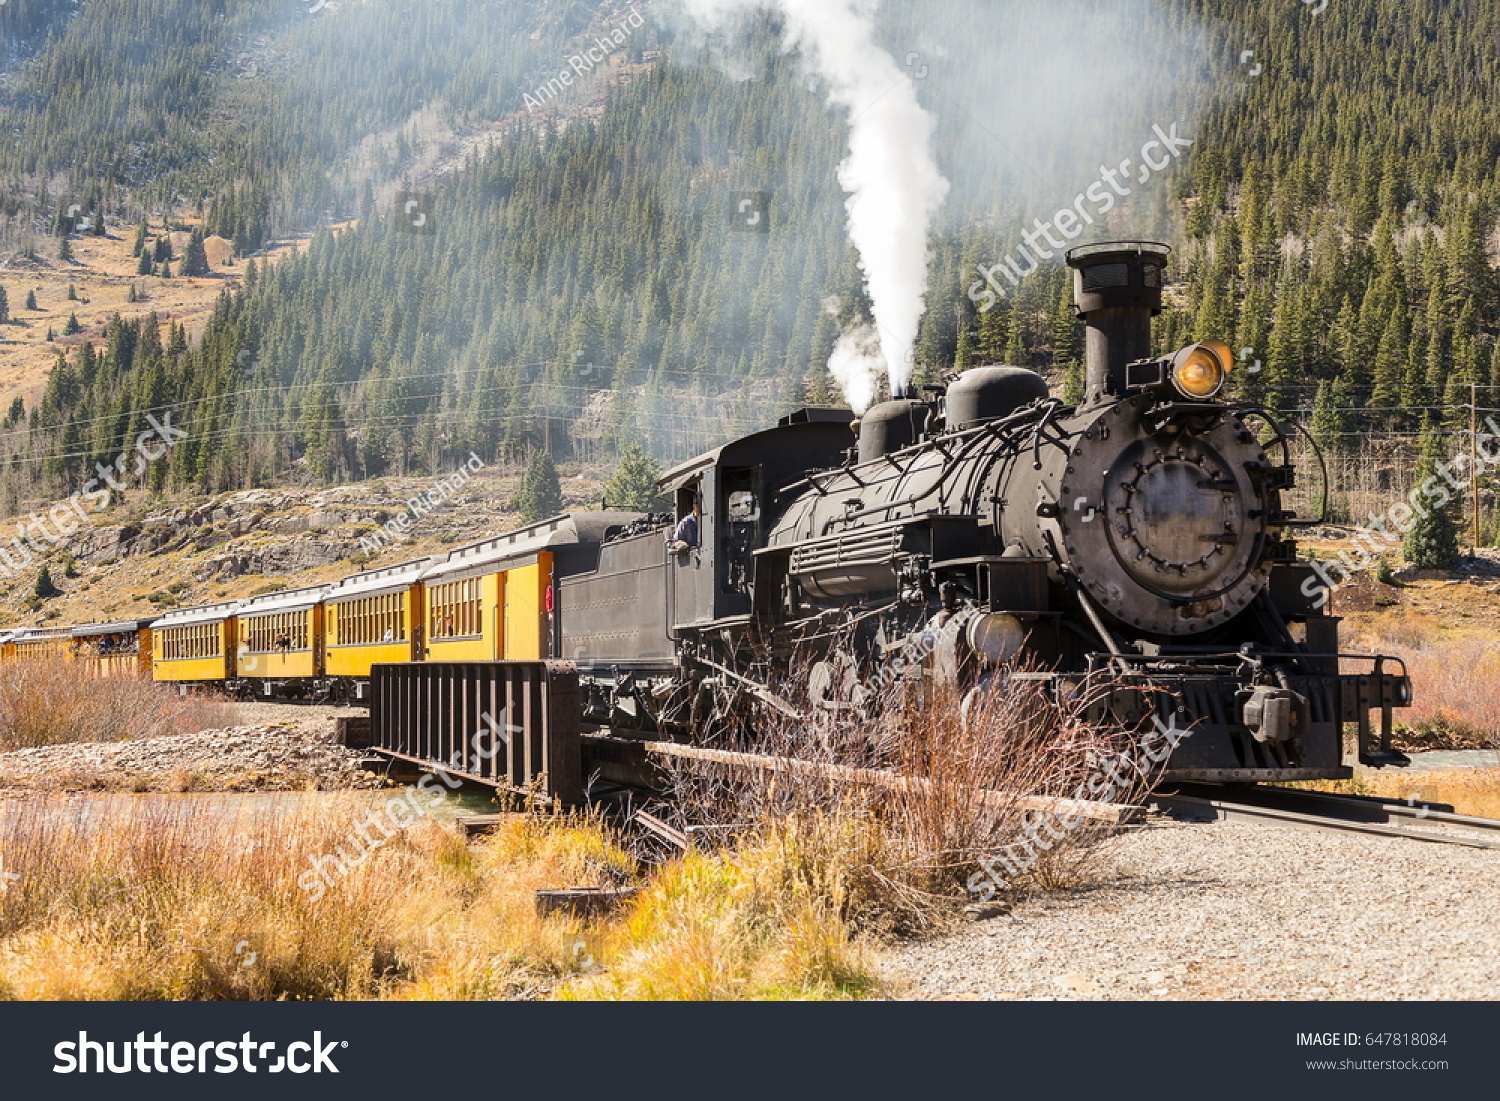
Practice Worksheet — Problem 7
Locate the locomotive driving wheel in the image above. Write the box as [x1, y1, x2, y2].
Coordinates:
[807, 650, 867, 714]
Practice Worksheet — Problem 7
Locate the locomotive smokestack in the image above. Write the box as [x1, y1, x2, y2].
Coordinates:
[1066, 241, 1170, 402]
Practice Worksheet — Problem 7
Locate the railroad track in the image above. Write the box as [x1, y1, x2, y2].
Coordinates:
[1152, 784, 1500, 850]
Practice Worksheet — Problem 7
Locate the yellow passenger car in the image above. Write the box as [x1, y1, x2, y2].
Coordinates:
[13, 626, 77, 660]
[234, 584, 330, 694]
[324, 558, 433, 699]
[71, 618, 156, 677]
[152, 602, 239, 685]
[420, 518, 569, 663]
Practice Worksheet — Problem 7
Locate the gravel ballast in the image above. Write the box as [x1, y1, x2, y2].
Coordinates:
[884, 819, 1500, 1000]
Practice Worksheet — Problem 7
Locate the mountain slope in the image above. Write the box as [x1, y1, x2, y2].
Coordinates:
[1, 0, 1498, 535]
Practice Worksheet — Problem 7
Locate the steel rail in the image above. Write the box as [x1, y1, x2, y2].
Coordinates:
[1152, 784, 1500, 850]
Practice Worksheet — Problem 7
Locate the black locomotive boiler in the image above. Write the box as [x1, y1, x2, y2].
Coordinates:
[372, 241, 1413, 796]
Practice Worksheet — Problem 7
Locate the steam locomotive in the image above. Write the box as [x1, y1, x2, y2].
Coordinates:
[7, 241, 1412, 794]
[556, 241, 1412, 785]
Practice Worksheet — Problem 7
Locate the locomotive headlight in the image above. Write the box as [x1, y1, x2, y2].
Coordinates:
[1169, 340, 1232, 399]
[966, 613, 1026, 664]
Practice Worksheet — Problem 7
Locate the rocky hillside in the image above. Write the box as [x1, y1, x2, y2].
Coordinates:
[0, 463, 607, 627]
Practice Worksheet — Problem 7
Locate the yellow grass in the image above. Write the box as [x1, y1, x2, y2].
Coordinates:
[0, 795, 879, 1001]
[0, 669, 1151, 1001]
[1304, 766, 1500, 821]
[0, 676, 1137, 1002]
[0, 797, 637, 1000]
[561, 816, 882, 1001]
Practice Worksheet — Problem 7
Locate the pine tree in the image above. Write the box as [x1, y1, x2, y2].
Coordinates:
[178, 230, 210, 277]
[62, 313, 81, 336]
[24, 290, 36, 311]
[66, 284, 77, 301]
[137, 250, 153, 276]
[58, 237, 72, 263]
[1048, 281, 1080, 372]
[1368, 307, 1408, 421]
[132, 220, 148, 257]
[33, 565, 59, 600]
[1309, 377, 1353, 457]
[1062, 360, 1084, 404]
[974, 297, 1008, 365]
[1403, 424, 1463, 570]
[515, 451, 563, 524]
[0, 287, 8, 324]
[603, 445, 666, 511]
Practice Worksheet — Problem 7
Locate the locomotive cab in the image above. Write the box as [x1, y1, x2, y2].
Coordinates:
[658, 409, 855, 634]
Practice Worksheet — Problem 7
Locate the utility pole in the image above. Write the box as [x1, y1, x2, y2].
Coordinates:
[1471, 381, 1481, 556]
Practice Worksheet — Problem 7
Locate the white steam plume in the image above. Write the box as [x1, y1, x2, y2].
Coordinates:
[826, 319, 883, 416]
[679, 0, 950, 413]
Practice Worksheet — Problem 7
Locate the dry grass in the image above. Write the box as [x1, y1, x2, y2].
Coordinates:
[0, 219, 308, 404]
[1304, 766, 1500, 820]
[0, 660, 235, 750]
[0, 794, 879, 1001]
[560, 831, 881, 1000]
[0, 797, 634, 1001]
[1399, 635, 1500, 747]
[0, 665, 1158, 1002]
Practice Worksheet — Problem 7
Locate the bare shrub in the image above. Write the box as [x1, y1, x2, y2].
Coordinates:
[663, 665, 1154, 938]
[1399, 636, 1500, 749]
[0, 660, 236, 750]
[1343, 618, 1500, 749]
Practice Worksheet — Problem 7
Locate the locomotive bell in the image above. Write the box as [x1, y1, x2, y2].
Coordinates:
[1066, 240, 1170, 403]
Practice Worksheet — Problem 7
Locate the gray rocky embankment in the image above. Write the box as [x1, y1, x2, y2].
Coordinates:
[0, 712, 389, 794]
